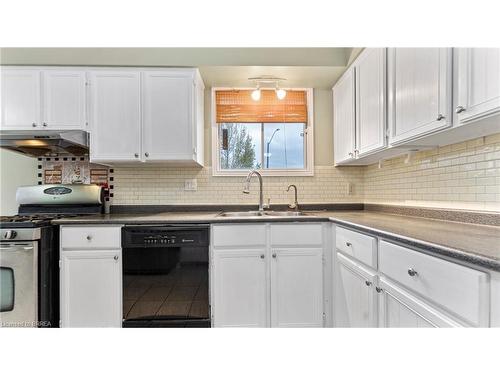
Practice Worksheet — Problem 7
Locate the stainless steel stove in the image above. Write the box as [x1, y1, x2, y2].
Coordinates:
[1, 214, 77, 228]
[0, 184, 103, 328]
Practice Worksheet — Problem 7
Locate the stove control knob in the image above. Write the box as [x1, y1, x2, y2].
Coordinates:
[3, 230, 17, 239]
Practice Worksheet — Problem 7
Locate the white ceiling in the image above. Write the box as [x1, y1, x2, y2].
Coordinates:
[0, 47, 363, 89]
[199, 66, 348, 89]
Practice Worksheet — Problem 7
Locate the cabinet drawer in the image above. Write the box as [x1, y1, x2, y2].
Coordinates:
[270, 224, 323, 246]
[61, 226, 122, 249]
[212, 224, 266, 247]
[379, 240, 489, 326]
[336, 226, 377, 268]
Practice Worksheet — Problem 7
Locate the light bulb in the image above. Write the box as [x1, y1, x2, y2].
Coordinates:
[251, 88, 261, 101]
[276, 88, 287, 100]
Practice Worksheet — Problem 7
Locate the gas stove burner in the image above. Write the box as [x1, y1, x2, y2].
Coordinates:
[0, 214, 79, 228]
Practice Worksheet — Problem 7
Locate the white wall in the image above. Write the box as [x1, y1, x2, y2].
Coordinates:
[0, 149, 38, 215]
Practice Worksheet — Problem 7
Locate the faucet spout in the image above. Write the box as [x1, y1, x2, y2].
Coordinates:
[243, 170, 264, 211]
[287, 184, 299, 211]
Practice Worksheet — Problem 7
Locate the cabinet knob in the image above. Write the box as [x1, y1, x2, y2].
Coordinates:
[32, 122, 37, 127]
[456, 106, 466, 114]
[86, 235, 92, 241]
[436, 114, 445, 121]
[114, 255, 119, 261]
[272, 253, 277, 259]
[345, 242, 352, 247]
[375, 287, 383, 293]
[42, 122, 48, 127]
[134, 153, 139, 158]
[348, 152, 354, 158]
[260, 254, 265, 259]
[145, 152, 149, 157]
[407, 268, 418, 277]
[365, 280, 372, 287]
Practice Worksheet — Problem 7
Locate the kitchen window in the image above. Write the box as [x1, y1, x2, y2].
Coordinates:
[212, 88, 314, 176]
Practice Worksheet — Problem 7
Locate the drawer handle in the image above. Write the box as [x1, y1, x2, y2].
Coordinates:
[375, 287, 383, 293]
[260, 254, 265, 259]
[365, 281, 372, 287]
[86, 235, 92, 241]
[272, 253, 277, 259]
[407, 268, 418, 277]
[345, 242, 352, 247]
[114, 255, 119, 261]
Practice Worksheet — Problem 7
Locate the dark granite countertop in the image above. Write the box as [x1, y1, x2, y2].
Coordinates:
[328, 211, 500, 272]
[53, 210, 500, 271]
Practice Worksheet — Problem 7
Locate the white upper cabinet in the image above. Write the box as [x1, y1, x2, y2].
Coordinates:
[388, 48, 453, 145]
[42, 70, 87, 129]
[355, 48, 387, 156]
[333, 67, 356, 164]
[456, 48, 500, 124]
[89, 68, 204, 165]
[142, 70, 204, 164]
[1, 69, 41, 129]
[1, 68, 87, 130]
[89, 70, 142, 163]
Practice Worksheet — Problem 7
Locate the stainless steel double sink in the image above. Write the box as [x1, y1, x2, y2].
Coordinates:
[218, 211, 308, 218]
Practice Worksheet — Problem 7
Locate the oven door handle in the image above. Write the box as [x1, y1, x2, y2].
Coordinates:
[0, 244, 35, 252]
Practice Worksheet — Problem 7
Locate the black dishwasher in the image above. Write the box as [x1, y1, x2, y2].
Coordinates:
[121, 225, 210, 327]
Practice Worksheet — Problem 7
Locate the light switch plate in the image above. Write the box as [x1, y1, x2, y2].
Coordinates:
[184, 179, 198, 191]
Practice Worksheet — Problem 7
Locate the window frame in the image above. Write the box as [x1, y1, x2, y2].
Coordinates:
[211, 87, 314, 176]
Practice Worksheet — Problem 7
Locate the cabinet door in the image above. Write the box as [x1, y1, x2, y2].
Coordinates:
[378, 278, 462, 328]
[270, 247, 323, 327]
[212, 249, 268, 327]
[142, 71, 195, 162]
[456, 48, 500, 124]
[42, 70, 86, 129]
[89, 71, 142, 163]
[60, 249, 122, 327]
[389, 48, 452, 145]
[335, 253, 377, 327]
[355, 48, 387, 156]
[1, 69, 41, 129]
[333, 67, 356, 164]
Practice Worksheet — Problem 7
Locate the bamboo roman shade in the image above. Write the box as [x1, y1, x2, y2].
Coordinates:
[216, 90, 308, 123]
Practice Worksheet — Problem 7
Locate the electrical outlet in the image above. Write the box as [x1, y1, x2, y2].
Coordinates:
[184, 179, 198, 191]
[346, 182, 353, 195]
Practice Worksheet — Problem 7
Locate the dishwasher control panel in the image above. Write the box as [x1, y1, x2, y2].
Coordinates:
[121, 225, 209, 248]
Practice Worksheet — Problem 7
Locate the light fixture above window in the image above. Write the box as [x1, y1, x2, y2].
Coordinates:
[248, 76, 287, 101]
[251, 86, 261, 101]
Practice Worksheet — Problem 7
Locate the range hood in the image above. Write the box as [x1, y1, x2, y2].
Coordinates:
[0, 130, 89, 157]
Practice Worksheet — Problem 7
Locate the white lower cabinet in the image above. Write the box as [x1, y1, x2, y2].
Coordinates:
[378, 277, 462, 328]
[271, 247, 323, 327]
[333, 225, 495, 328]
[211, 224, 326, 328]
[212, 249, 268, 328]
[335, 253, 377, 327]
[60, 226, 122, 328]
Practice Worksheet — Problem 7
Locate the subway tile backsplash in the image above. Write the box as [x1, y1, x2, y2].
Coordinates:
[111, 133, 500, 212]
[364, 133, 500, 212]
[112, 166, 365, 206]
